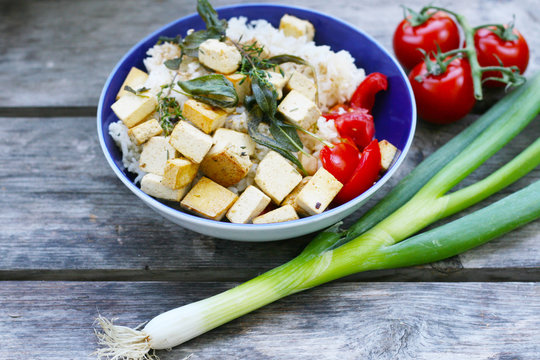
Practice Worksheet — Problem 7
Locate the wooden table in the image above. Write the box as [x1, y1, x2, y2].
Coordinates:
[1, 0, 539, 358]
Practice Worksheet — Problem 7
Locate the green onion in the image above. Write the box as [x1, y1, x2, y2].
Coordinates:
[96, 73, 540, 359]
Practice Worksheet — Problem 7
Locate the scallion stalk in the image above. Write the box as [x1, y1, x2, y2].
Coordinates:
[96, 73, 540, 359]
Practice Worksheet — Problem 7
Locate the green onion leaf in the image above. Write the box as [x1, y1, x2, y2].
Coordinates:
[177, 74, 238, 108]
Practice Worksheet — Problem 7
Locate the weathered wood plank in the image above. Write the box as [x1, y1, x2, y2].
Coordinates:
[0, 281, 538, 359]
[0, 0, 539, 108]
[0, 116, 538, 280]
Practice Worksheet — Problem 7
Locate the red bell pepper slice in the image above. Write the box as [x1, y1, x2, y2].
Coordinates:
[320, 139, 360, 184]
[322, 103, 350, 121]
[335, 139, 381, 205]
[350, 73, 388, 111]
[334, 109, 375, 150]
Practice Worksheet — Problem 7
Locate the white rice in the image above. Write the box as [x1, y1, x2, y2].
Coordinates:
[111, 15, 363, 188]
[108, 121, 146, 183]
[226, 17, 365, 111]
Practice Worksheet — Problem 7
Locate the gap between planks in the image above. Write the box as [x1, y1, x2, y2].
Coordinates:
[0, 266, 538, 282]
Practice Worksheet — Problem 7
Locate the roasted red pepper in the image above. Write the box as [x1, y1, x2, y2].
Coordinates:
[349, 73, 388, 111]
[322, 103, 350, 121]
[334, 109, 375, 150]
[334, 139, 381, 205]
[320, 139, 360, 184]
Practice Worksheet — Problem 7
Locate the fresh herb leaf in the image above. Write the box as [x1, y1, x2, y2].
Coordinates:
[164, 57, 183, 70]
[265, 54, 309, 67]
[156, 76, 184, 136]
[181, 29, 222, 57]
[124, 85, 150, 97]
[251, 75, 277, 117]
[157, 35, 181, 45]
[197, 0, 227, 35]
[248, 106, 306, 174]
[269, 117, 305, 153]
[177, 74, 238, 108]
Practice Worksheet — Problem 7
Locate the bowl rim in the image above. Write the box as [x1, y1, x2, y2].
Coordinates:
[97, 3, 416, 236]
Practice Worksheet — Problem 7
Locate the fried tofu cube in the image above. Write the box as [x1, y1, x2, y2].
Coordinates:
[128, 118, 163, 145]
[169, 121, 213, 163]
[296, 167, 343, 215]
[198, 39, 242, 74]
[139, 136, 177, 176]
[200, 144, 252, 187]
[213, 128, 256, 156]
[286, 71, 316, 101]
[252, 204, 299, 224]
[116, 67, 149, 100]
[379, 140, 399, 172]
[278, 90, 321, 130]
[162, 158, 199, 189]
[255, 151, 302, 204]
[281, 176, 312, 216]
[182, 99, 228, 134]
[181, 177, 238, 220]
[111, 93, 157, 128]
[267, 71, 288, 99]
[141, 173, 188, 202]
[226, 185, 271, 224]
[225, 73, 251, 104]
[279, 14, 315, 41]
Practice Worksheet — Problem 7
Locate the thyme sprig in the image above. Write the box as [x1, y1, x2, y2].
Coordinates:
[156, 74, 184, 136]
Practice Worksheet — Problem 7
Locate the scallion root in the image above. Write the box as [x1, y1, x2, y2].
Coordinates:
[94, 316, 154, 360]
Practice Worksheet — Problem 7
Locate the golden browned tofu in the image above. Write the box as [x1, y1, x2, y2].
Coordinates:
[128, 118, 163, 145]
[281, 176, 312, 216]
[139, 136, 177, 176]
[255, 151, 303, 204]
[279, 14, 315, 41]
[379, 140, 398, 172]
[116, 67, 149, 100]
[198, 39, 242, 74]
[181, 177, 238, 221]
[140, 173, 188, 202]
[226, 185, 271, 224]
[278, 90, 321, 130]
[296, 167, 343, 215]
[213, 128, 256, 157]
[169, 121, 214, 163]
[252, 204, 299, 224]
[225, 73, 251, 104]
[162, 158, 199, 190]
[200, 145, 252, 188]
[182, 99, 228, 134]
[111, 93, 157, 128]
[286, 71, 316, 102]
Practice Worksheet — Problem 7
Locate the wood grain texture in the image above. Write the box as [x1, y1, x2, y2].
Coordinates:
[0, 0, 539, 108]
[0, 116, 538, 280]
[1, 281, 539, 360]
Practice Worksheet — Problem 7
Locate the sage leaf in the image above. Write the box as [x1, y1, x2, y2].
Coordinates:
[269, 117, 305, 153]
[181, 29, 222, 57]
[164, 57, 183, 70]
[248, 107, 306, 173]
[177, 74, 238, 108]
[197, 0, 227, 35]
[265, 54, 309, 67]
[251, 76, 277, 117]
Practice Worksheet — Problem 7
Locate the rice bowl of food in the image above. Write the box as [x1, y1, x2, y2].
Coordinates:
[97, 1, 416, 241]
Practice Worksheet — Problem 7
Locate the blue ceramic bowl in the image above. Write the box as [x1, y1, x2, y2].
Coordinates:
[97, 3, 416, 241]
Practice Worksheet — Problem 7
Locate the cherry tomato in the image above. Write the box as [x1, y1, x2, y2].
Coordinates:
[335, 140, 381, 205]
[474, 26, 529, 87]
[322, 103, 350, 121]
[393, 11, 460, 70]
[334, 109, 375, 150]
[409, 57, 476, 124]
[350, 73, 388, 111]
[320, 140, 360, 184]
